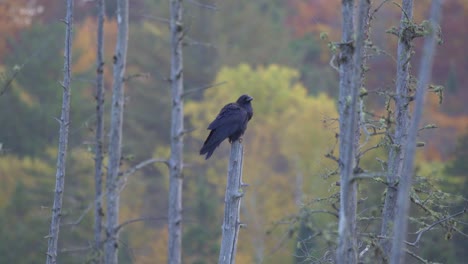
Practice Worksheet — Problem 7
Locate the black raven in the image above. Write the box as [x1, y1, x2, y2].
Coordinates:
[200, 94, 254, 160]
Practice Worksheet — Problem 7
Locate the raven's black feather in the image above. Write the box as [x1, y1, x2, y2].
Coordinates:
[200, 94, 253, 159]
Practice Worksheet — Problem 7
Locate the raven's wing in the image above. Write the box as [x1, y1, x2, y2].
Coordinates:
[200, 103, 247, 159]
[207, 103, 247, 130]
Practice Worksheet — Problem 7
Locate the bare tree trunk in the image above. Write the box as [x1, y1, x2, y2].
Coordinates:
[390, 1, 442, 263]
[336, 1, 370, 263]
[94, 0, 105, 259]
[380, 0, 413, 258]
[218, 141, 245, 264]
[45, 0, 73, 263]
[104, 0, 128, 262]
[336, 0, 356, 262]
[168, 0, 184, 263]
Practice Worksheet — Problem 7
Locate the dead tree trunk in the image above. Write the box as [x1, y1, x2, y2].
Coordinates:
[390, 1, 442, 263]
[94, 0, 105, 257]
[336, 1, 370, 263]
[218, 141, 245, 264]
[104, 0, 128, 262]
[168, 0, 184, 263]
[380, 0, 413, 258]
[336, 0, 356, 262]
[45, 0, 73, 263]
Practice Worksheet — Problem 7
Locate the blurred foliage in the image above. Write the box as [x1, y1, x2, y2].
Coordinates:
[442, 129, 468, 261]
[0, 23, 93, 157]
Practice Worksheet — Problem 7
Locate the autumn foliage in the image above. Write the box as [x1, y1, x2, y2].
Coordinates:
[0, 0, 467, 263]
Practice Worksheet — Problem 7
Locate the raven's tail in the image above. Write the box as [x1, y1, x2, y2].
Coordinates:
[200, 131, 224, 160]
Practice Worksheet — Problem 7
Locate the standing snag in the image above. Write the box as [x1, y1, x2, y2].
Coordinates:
[218, 141, 245, 264]
[380, 0, 414, 258]
[104, 0, 129, 262]
[93, 0, 106, 256]
[45, 0, 74, 263]
[390, 1, 443, 263]
[168, 0, 185, 263]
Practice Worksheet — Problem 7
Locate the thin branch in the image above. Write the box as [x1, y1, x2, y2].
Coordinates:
[453, 226, 468, 238]
[406, 207, 467, 247]
[392, 2, 411, 22]
[371, 0, 391, 18]
[186, 0, 218, 10]
[62, 201, 95, 227]
[351, 172, 386, 182]
[1, 38, 54, 96]
[120, 158, 168, 177]
[329, 54, 339, 73]
[324, 153, 340, 164]
[405, 248, 430, 263]
[180, 127, 196, 136]
[123, 72, 150, 82]
[182, 81, 226, 97]
[150, 70, 171, 83]
[115, 216, 167, 233]
[269, 228, 294, 255]
[359, 245, 370, 258]
[0, 66, 21, 96]
[306, 209, 339, 218]
[62, 159, 166, 227]
[357, 143, 382, 159]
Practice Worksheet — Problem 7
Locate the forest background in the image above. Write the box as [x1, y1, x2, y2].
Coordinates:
[0, 0, 467, 263]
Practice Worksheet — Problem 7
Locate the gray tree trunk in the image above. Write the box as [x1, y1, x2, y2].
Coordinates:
[104, 0, 129, 262]
[380, 0, 413, 258]
[390, 1, 442, 263]
[94, 0, 105, 258]
[218, 141, 245, 264]
[45, 0, 73, 263]
[336, 1, 370, 263]
[168, 0, 184, 263]
[336, 0, 356, 262]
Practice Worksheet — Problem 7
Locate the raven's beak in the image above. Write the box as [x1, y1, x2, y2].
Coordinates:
[247, 96, 253, 102]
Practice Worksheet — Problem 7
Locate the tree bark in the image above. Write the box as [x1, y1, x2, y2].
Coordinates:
[336, 0, 356, 262]
[104, 0, 128, 262]
[45, 0, 73, 263]
[94, 0, 105, 258]
[390, 1, 442, 263]
[218, 141, 245, 264]
[168, 0, 184, 263]
[336, 1, 370, 263]
[380, 0, 413, 258]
